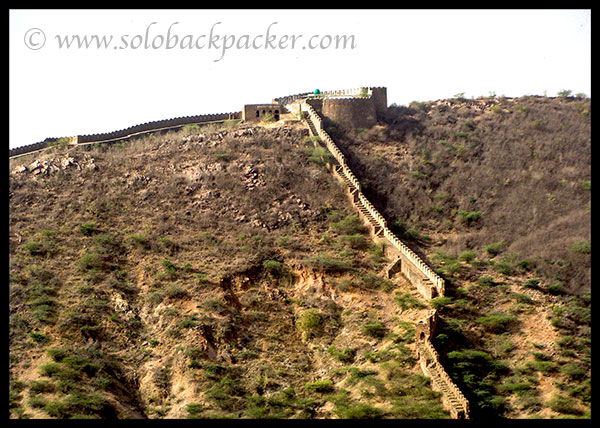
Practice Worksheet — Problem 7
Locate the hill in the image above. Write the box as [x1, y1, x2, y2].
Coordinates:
[328, 95, 591, 296]
[9, 122, 448, 419]
[9, 94, 591, 419]
[324, 94, 591, 417]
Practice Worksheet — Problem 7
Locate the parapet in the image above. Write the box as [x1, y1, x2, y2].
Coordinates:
[274, 86, 388, 128]
[9, 112, 241, 158]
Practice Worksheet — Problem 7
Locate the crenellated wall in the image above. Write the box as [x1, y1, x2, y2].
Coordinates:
[9, 112, 241, 158]
[301, 99, 468, 419]
[10, 86, 467, 418]
[276, 86, 387, 129]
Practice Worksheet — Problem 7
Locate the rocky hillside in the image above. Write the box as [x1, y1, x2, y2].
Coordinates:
[330, 95, 591, 296]
[325, 95, 591, 418]
[9, 122, 448, 419]
[9, 94, 591, 420]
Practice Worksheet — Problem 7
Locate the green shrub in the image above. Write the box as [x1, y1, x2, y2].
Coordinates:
[194, 273, 209, 286]
[429, 297, 453, 310]
[456, 210, 482, 225]
[29, 332, 50, 344]
[483, 240, 505, 256]
[212, 152, 233, 162]
[557, 89, 572, 98]
[305, 380, 334, 393]
[569, 240, 591, 254]
[342, 234, 368, 250]
[296, 309, 324, 337]
[79, 222, 97, 236]
[29, 380, 56, 395]
[516, 259, 532, 270]
[178, 316, 198, 329]
[394, 292, 426, 310]
[305, 145, 332, 165]
[335, 403, 384, 419]
[78, 253, 102, 271]
[262, 260, 283, 277]
[46, 138, 71, 149]
[327, 346, 356, 363]
[548, 282, 565, 295]
[458, 250, 476, 263]
[28, 395, 49, 409]
[494, 262, 513, 275]
[390, 220, 405, 236]
[164, 284, 188, 299]
[510, 293, 534, 305]
[182, 124, 200, 134]
[477, 275, 496, 287]
[438, 139, 456, 151]
[43, 400, 69, 418]
[23, 241, 45, 255]
[522, 278, 540, 289]
[547, 394, 582, 416]
[362, 321, 387, 338]
[160, 258, 177, 277]
[498, 381, 533, 395]
[431, 251, 461, 276]
[526, 360, 555, 373]
[330, 215, 367, 235]
[46, 348, 69, 362]
[475, 312, 517, 333]
[302, 135, 322, 145]
[186, 403, 204, 417]
[305, 253, 352, 273]
[358, 272, 394, 291]
[62, 391, 110, 417]
[127, 233, 150, 249]
[559, 362, 587, 380]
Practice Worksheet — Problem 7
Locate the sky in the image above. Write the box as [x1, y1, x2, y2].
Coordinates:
[9, 9, 591, 149]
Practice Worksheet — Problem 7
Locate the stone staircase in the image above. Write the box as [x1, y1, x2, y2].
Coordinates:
[417, 341, 469, 419]
[305, 116, 319, 138]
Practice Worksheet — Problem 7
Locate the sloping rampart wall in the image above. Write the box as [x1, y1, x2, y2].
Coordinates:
[9, 112, 241, 158]
[302, 100, 468, 419]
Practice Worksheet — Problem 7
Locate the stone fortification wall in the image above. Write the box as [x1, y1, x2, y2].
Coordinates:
[369, 87, 388, 115]
[302, 101, 468, 419]
[9, 141, 54, 158]
[302, 102, 443, 297]
[323, 97, 377, 128]
[272, 91, 312, 106]
[77, 112, 240, 144]
[416, 311, 470, 419]
[276, 86, 387, 129]
[9, 112, 241, 158]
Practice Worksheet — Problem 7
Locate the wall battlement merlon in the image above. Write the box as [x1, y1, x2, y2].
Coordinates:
[301, 100, 467, 419]
[10, 111, 241, 158]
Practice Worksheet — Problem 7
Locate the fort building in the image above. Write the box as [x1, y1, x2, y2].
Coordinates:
[242, 104, 282, 122]
[242, 86, 388, 128]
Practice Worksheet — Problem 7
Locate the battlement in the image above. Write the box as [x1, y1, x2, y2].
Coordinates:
[301, 100, 468, 419]
[9, 112, 240, 158]
[10, 87, 387, 157]
[272, 86, 388, 128]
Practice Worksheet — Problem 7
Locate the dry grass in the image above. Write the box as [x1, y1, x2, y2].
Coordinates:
[9, 121, 445, 419]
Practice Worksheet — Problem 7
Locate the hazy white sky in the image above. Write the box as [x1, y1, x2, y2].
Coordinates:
[9, 9, 591, 149]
